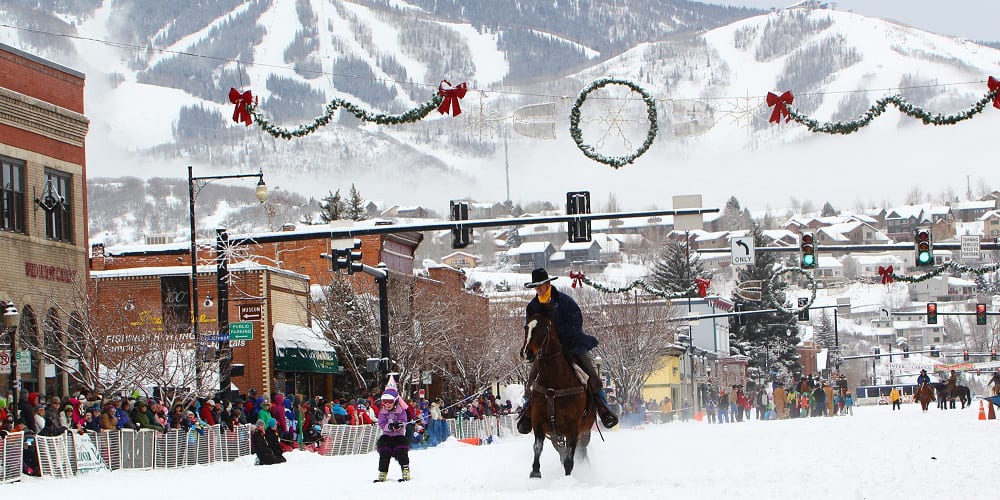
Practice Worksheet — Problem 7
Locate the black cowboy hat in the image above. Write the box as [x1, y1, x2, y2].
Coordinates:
[525, 268, 558, 288]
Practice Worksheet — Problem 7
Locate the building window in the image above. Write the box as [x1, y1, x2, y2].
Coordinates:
[42, 170, 72, 243]
[1, 156, 25, 233]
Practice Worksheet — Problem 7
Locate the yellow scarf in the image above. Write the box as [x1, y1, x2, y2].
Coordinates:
[537, 286, 552, 304]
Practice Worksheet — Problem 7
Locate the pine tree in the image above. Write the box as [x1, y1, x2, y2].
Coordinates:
[815, 311, 835, 348]
[650, 238, 704, 295]
[346, 184, 367, 221]
[318, 190, 345, 223]
[729, 224, 801, 379]
[821, 202, 838, 217]
[724, 196, 742, 231]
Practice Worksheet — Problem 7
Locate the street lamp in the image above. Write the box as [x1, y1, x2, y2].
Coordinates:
[188, 165, 267, 397]
[677, 326, 695, 415]
[4, 301, 19, 418]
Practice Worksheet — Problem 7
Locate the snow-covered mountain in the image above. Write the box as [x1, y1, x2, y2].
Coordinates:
[2, 1, 1000, 243]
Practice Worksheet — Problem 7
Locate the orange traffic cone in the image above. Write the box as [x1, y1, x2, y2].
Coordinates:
[979, 401, 987, 420]
[989, 402, 997, 420]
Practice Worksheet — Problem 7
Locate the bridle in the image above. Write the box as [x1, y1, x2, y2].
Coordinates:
[523, 317, 560, 362]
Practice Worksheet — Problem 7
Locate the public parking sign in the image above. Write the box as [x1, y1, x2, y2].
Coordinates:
[230, 322, 254, 341]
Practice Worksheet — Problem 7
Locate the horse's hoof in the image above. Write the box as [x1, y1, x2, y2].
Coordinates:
[529, 471, 541, 479]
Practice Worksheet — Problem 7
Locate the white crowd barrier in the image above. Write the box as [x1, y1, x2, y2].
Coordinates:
[1, 432, 24, 483]
[6, 413, 524, 482]
[30, 424, 254, 480]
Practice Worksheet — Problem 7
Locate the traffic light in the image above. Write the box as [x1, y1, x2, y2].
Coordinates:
[450, 200, 471, 248]
[566, 191, 592, 243]
[326, 238, 363, 274]
[345, 238, 363, 274]
[914, 229, 933, 267]
[799, 232, 816, 269]
[734, 303, 744, 326]
[926, 302, 937, 325]
[931, 345, 940, 357]
[963, 350, 970, 362]
[977, 303, 988, 326]
[874, 347, 881, 357]
[903, 346, 909, 358]
[797, 297, 810, 321]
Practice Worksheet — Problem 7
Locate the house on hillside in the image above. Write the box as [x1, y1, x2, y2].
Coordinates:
[813, 256, 844, 286]
[441, 251, 481, 269]
[952, 200, 995, 223]
[911, 275, 975, 302]
[842, 254, 904, 281]
[885, 205, 932, 241]
[979, 211, 1000, 241]
[561, 239, 602, 268]
[506, 241, 555, 271]
[815, 222, 889, 247]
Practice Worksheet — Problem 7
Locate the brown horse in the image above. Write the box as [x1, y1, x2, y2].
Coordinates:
[521, 313, 595, 478]
[914, 384, 935, 412]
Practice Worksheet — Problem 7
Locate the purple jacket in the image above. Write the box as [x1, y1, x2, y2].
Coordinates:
[377, 403, 408, 437]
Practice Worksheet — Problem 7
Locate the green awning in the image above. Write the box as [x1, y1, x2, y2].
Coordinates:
[273, 323, 340, 374]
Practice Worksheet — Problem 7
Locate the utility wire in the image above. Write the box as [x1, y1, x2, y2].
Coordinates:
[0, 22, 990, 103]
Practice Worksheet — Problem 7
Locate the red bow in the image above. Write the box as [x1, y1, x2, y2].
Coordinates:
[989, 77, 1000, 109]
[695, 277, 711, 298]
[767, 91, 794, 123]
[437, 81, 467, 116]
[878, 265, 894, 285]
[570, 271, 586, 289]
[229, 87, 255, 126]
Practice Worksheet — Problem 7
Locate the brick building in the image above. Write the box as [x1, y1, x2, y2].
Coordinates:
[0, 43, 89, 398]
[88, 260, 311, 398]
[91, 222, 489, 400]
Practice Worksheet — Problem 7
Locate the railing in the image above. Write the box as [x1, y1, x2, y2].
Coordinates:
[5, 415, 522, 482]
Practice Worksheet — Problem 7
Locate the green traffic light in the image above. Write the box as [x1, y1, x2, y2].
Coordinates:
[918, 252, 931, 264]
[802, 254, 815, 266]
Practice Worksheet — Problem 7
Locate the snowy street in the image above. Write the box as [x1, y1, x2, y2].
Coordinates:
[7, 402, 1000, 499]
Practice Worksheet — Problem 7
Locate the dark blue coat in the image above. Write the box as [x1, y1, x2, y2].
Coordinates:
[917, 373, 931, 385]
[525, 286, 598, 354]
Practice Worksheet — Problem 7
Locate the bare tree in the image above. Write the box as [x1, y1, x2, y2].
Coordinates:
[576, 289, 680, 405]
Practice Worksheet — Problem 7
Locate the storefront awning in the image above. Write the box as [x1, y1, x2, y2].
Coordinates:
[272, 323, 340, 374]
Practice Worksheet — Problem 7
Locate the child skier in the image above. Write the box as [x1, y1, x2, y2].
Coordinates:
[374, 376, 411, 482]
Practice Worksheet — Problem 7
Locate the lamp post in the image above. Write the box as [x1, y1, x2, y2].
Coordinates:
[188, 165, 267, 396]
[677, 326, 695, 416]
[4, 301, 19, 417]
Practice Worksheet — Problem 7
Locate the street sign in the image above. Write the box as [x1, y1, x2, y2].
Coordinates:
[230, 321, 254, 341]
[731, 236, 755, 266]
[961, 235, 981, 260]
[239, 303, 262, 321]
[672, 194, 704, 231]
[16, 350, 30, 373]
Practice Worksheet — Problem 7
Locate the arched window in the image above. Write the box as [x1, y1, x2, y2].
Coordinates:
[44, 308, 62, 358]
[18, 306, 38, 352]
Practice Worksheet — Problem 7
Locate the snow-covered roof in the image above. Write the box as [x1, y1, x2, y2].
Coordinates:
[90, 261, 308, 280]
[506, 241, 553, 255]
[954, 200, 996, 210]
[272, 323, 335, 353]
[947, 276, 976, 287]
[561, 240, 600, 251]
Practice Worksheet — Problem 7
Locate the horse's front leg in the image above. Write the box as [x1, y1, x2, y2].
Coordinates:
[530, 429, 544, 478]
[562, 435, 578, 476]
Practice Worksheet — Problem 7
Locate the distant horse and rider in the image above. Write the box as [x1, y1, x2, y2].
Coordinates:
[934, 382, 972, 409]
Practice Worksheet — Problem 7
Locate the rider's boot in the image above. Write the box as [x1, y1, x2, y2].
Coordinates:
[574, 352, 618, 428]
[516, 392, 532, 434]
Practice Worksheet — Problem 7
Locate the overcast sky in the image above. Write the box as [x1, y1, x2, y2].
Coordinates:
[709, 0, 1000, 41]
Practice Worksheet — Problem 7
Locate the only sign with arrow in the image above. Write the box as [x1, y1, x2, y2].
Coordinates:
[731, 236, 755, 266]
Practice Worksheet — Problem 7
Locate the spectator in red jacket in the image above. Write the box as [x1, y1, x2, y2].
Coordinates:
[199, 399, 216, 426]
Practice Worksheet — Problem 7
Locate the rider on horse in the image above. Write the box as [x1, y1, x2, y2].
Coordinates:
[916, 369, 932, 400]
[990, 370, 1000, 396]
[517, 268, 619, 434]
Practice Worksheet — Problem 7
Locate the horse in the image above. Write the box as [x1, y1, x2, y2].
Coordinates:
[914, 383, 935, 412]
[520, 313, 596, 478]
[933, 383, 972, 409]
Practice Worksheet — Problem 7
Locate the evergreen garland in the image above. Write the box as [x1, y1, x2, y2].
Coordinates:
[767, 267, 817, 314]
[785, 88, 999, 135]
[249, 94, 445, 140]
[865, 260, 1000, 284]
[573, 275, 696, 300]
[569, 78, 658, 169]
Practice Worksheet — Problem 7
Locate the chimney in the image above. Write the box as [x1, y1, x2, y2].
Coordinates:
[91, 243, 106, 271]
